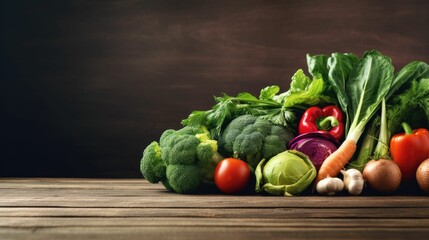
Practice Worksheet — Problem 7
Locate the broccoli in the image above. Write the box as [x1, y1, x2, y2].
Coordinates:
[140, 126, 223, 194]
[219, 115, 294, 168]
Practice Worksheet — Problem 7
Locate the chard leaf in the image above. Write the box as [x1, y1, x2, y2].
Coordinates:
[327, 53, 359, 131]
[347, 50, 394, 138]
[306, 54, 329, 81]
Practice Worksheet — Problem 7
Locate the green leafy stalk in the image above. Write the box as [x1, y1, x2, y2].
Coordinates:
[373, 98, 389, 159]
[348, 116, 379, 171]
[346, 50, 394, 142]
[349, 62, 429, 171]
[348, 62, 429, 171]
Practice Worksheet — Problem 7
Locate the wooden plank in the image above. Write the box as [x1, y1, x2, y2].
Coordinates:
[1, 179, 428, 208]
[0, 217, 429, 229]
[1, 226, 428, 240]
[0, 187, 427, 200]
[1, 217, 429, 228]
[0, 178, 157, 190]
[0, 189, 167, 198]
[1, 178, 427, 197]
[0, 207, 429, 219]
[1, 195, 429, 208]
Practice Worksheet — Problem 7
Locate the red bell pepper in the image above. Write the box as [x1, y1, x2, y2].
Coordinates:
[390, 122, 429, 181]
[298, 106, 344, 141]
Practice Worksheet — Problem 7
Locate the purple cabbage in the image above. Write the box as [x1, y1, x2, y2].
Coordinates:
[288, 132, 340, 169]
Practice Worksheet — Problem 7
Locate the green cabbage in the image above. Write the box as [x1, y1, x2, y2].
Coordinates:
[255, 150, 316, 196]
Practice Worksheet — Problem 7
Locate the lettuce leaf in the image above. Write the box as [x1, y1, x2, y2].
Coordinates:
[280, 69, 336, 108]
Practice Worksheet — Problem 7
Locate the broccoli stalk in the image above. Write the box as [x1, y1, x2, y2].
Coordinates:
[140, 126, 223, 194]
[219, 115, 295, 168]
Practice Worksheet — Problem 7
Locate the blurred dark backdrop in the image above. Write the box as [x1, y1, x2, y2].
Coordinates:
[1, 0, 428, 177]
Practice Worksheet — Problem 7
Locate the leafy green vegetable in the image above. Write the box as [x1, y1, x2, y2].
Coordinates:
[313, 50, 395, 183]
[181, 89, 292, 138]
[327, 53, 359, 131]
[387, 78, 429, 136]
[307, 54, 329, 82]
[385, 61, 429, 138]
[306, 53, 359, 130]
[182, 91, 276, 137]
[182, 69, 336, 138]
[310, 50, 394, 147]
[387, 61, 429, 100]
[259, 85, 280, 100]
[281, 69, 336, 108]
[255, 150, 316, 196]
[349, 61, 428, 170]
[346, 50, 394, 142]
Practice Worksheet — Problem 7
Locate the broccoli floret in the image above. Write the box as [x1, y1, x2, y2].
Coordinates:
[140, 126, 222, 194]
[162, 134, 200, 165]
[219, 115, 294, 168]
[140, 141, 165, 183]
[166, 165, 201, 194]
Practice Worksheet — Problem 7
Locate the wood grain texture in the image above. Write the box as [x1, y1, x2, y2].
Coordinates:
[1, 0, 429, 177]
[0, 178, 429, 240]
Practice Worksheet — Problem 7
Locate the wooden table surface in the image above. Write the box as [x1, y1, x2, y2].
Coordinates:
[1, 178, 428, 240]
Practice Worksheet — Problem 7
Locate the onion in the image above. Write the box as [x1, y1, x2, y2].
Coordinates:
[416, 158, 429, 193]
[288, 132, 339, 169]
[362, 159, 402, 194]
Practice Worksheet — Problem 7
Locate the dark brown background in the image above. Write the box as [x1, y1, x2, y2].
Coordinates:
[1, 0, 428, 178]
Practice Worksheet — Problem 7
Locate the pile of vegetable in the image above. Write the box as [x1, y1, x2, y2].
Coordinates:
[140, 50, 429, 196]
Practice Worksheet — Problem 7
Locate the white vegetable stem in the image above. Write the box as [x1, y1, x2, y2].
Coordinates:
[373, 98, 388, 159]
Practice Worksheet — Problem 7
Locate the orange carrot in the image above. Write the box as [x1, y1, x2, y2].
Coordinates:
[315, 139, 357, 184]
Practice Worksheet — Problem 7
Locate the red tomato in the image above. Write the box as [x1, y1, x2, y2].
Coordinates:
[214, 158, 250, 194]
